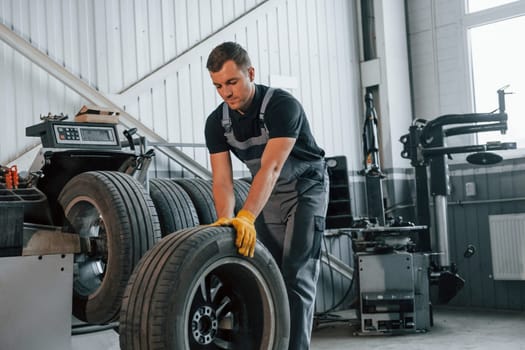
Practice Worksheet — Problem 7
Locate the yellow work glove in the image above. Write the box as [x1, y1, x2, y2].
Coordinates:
[231, 209, 256, 258]
[209, 217, 232, 226]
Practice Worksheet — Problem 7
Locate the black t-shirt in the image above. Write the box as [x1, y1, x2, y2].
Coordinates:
[205, 84, 324, 162]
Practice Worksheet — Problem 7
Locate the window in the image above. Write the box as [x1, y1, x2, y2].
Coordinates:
[469, 15, 525, 147]
[466, 0, 517, 13]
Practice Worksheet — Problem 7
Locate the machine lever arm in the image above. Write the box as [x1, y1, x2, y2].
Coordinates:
[123, 128, 138, 151]
[421, 112, 507, 145]
[422, 141, 516, 157]
[444, 122, 507, 137]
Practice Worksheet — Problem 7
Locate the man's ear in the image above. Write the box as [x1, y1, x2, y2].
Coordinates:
[248, 66, 255, 82]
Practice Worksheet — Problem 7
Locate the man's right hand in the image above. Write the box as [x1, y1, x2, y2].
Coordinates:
[209, 217, 232, 226]
[231, 209, 256, 258]
[209, 211, 257, 258]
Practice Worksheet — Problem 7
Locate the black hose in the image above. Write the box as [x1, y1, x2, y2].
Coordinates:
[71, 322, 119, 335]
[315, 232, 357, 318]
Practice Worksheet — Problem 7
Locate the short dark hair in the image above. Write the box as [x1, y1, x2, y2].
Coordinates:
[206, 42, 252, 72]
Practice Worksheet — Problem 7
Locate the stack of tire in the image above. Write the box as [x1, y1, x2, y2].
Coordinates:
[59, 172, 289, 349]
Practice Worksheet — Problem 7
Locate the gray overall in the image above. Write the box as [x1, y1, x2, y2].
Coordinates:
[222, 88, 329, 349]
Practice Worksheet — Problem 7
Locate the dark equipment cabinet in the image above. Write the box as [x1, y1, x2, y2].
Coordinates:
[325, 156, 353, 229]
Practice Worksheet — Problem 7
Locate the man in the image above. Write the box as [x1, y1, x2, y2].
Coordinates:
[205, 41, 329, 349]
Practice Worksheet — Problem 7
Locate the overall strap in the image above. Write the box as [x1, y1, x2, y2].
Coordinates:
[259, 87, 275, 121]
[221, 87, 276, 155]
[221, 87, 276, 132]
[221, 102, 231, 132]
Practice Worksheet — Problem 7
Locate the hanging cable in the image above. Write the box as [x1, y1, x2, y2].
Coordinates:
[314, 231, 358, 323]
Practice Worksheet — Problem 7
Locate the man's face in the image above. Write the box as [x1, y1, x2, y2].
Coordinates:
[210, 60, 255, 112]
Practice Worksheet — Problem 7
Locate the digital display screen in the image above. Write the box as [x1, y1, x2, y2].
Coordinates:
[51, 123, 119, 148]
[81, 128, 113, 142]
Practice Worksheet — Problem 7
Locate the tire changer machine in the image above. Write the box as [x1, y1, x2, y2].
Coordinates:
[0, 112, 153, 350]
[339, 88, 515, 334]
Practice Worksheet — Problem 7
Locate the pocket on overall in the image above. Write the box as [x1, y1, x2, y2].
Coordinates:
[310, 215, 325, 260]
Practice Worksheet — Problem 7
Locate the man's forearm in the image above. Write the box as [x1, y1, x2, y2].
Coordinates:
[209, 151, 236, 218]
[241, 137, 296, 217]
[213, 183, 236, 218]
[241, 165, 280, 217]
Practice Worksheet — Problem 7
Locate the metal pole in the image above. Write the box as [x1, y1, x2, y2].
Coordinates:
[434, 195, 450, 266]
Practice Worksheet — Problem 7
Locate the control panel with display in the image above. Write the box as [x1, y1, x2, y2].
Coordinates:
[26, 121, 121, 149]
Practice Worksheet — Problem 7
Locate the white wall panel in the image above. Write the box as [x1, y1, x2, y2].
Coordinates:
[174, 0, 188, 52]
[135, 0, 151, 79]
[106, 1, 124, 92]
[0, 43, 15, 158]
[160, 0, 176, 62]
[138, 89, 153, 126]
[0, 0, 361, 189]
[306, 0, 322, 140]
[335, 0, 361, 171]
[151, 80, 168, 139]
[275, 2, 289, 75]
[186, 1, 200, 47]
[326, 0, 343, 154]
[93, 1, 109, 92]
[315, 0, 330, 151]
[165, 74, 179, 142]
[80, 1, 96, 86]
[294, 0, 311, 115]
[120, 0, 139, 87]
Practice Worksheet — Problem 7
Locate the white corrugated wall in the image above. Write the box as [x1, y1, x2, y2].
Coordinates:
[0, 0, 362, 182]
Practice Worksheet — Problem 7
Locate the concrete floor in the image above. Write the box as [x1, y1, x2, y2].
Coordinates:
[310, 306, 525, 350]
[72, 306, 525, 350]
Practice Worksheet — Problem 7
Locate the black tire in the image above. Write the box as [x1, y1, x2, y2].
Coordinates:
[149, 178, 199, 236]
[174, 179, 217, 224]
[238, 176, 252, 185]
[58, 171, 161, 323]
[120, 226, 290, 350]
[233, 179, 251, 214]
